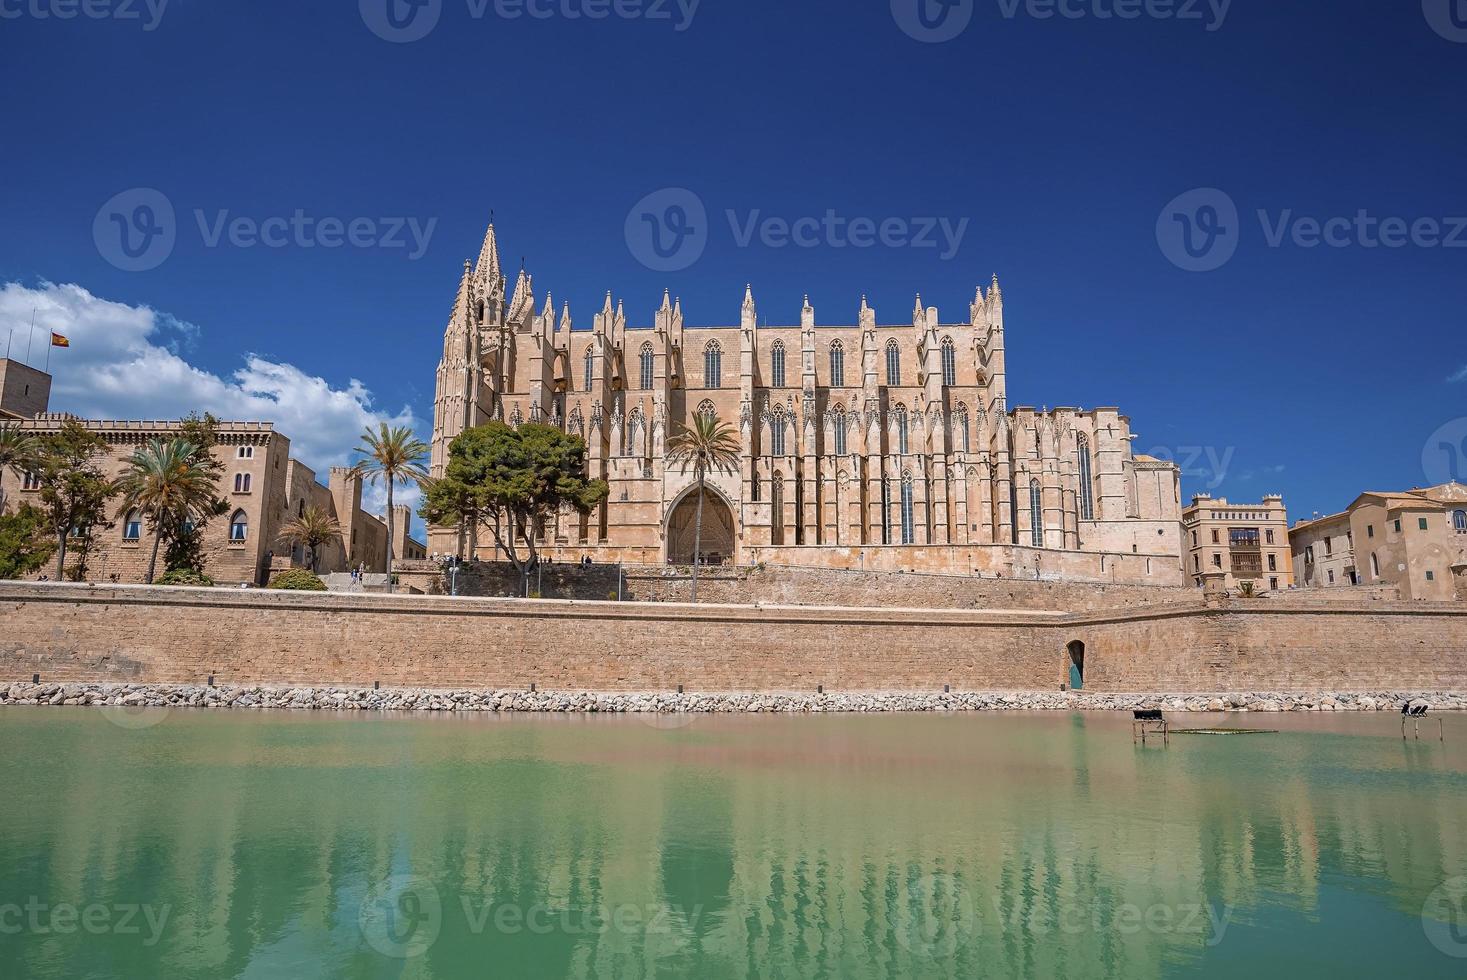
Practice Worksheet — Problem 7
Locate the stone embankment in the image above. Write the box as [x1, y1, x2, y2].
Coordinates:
[2, 682, 1463, 714]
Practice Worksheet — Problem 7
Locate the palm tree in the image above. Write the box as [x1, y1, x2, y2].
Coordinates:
[116, 438, 219, 584]
[277, 505, 344, 573]
[665, 411, 741, 602]
[0, 423, 36, 514]
[349, 423, 429, 590]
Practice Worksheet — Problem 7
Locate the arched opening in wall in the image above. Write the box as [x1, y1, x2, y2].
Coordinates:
[666, 486, 737, 566]
[1066, 640, 1085, 691]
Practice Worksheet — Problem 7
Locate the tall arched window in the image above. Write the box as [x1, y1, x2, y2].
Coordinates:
[704, 341, 722, 389]
[941, 336, 956, 387]
[885, 340, 901, 386]
[624, 409, 643, 457]
[832, 409, 847, 456]
[1370, 552, 1380, 578]
[829, 341, 845, 387]
[1029, 478, 1044, 547]
[895, 406, 909, 455]
[123, 510, 141, 541]
[770, 408, 787, 456]
[1455, 509, 1466, 532]
[229, 510, 249, 542]
[771, 474, 785, 545]
[583, 346, 595, 392]
[900, 473, 915, 545]
[880, 475, 892, 544]
[954, 404, 970, 453]
[771, 341, 786, 388]
[639, 343, 654, 390]
[1077, 434, 1095, 521]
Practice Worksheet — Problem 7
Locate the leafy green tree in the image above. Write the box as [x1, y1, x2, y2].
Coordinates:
[0, 423, 37, 514]
[276, 505, 343, 572]
[418, 474, 484, 560]
[666, 411, 741, 601]
[436, 422, 608, 594]
[116, 438, 221, 584]
[28, 422, 118, 580]
[350, 423, 430, 589]
[161, 413, 230, 574]
[0, 504, 55, 580]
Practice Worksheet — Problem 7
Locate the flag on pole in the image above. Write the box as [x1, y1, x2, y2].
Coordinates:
[50, 332, 69, 348]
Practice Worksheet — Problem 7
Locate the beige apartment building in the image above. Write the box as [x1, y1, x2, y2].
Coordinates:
[1181, 494, 1293, 592]
[0, 362, 423, 585]
[430, 222, 1185, 584]
[1290, 482, 1467, 600]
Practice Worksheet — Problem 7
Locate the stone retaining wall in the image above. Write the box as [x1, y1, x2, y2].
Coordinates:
[2, 582, 1465, 695]
[395, 560, 1195, 611]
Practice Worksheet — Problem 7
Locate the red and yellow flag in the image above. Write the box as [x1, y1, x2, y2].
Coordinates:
[50, 332, 69, 348]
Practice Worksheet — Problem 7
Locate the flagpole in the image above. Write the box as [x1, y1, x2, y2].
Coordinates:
[25, 309, 36, 366]
[45, 334, 52, 373]
[4, 326, 11, 360]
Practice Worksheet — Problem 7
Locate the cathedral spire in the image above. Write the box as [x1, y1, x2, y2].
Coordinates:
[660, 288, 672, 312]
[742, 283, 756, 311]
[560, 300, 573, 333]
[449, 259, 473, 321]
[474, 220, 501, 281]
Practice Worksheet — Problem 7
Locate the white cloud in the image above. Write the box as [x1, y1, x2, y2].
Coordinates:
[1448, 364, 1467, 384]
[0, 280, 425, 531]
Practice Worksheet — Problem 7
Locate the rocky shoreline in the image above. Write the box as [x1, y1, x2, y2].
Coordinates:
[2, 682, 1465, 715]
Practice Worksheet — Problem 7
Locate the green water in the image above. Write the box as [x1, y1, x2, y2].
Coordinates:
[2, 709, 1466, 979]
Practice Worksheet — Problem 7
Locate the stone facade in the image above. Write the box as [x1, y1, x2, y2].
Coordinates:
[0, 358, 51, 421]
[429, 223, 1184, 585]
[3, 582, 1466, 694]
[1181, 494, 1293, 591]
[1289, 482, 1467, 600]
[1, 415, 423, 585]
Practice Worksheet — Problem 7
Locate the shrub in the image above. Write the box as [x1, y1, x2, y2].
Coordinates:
[267, 568, 327, 591]
[157, 568, 215, 587]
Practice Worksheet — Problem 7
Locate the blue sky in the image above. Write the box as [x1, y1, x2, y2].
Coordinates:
[1, 0, 1465, 524]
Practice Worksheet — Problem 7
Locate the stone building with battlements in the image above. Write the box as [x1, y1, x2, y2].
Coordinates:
[429, 222, 1185, 585]
[1, 392, 424, 585]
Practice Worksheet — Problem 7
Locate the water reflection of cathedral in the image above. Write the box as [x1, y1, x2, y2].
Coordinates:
[11, 715, 1466, 977]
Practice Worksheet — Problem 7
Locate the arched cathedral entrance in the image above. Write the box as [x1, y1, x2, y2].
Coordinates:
[666, 487, 736, 566]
